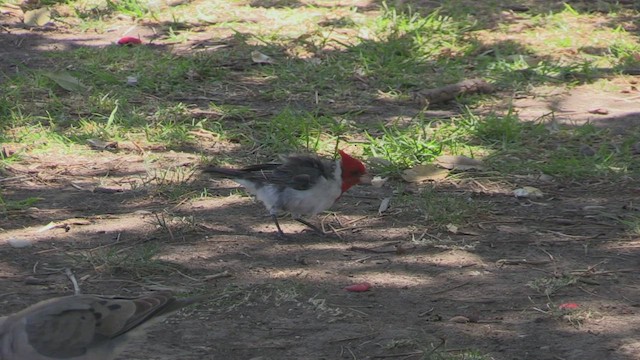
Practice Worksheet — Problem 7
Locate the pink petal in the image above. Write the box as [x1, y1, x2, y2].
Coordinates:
[344, 282, 371, 292]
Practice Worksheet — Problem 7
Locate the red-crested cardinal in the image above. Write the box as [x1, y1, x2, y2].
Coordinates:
[203, 150, 371, 236]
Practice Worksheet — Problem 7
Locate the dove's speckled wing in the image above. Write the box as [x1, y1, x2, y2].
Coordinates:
[0, 292, 200, 360]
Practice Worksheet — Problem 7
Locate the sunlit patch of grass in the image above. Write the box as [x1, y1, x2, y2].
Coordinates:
[366, 107, 633, 181]
[107, 0, 153, 19]
[467, 110, 528, 146]
[354, 5, 476, 91]
[0, 195, 42, 217]
[57, 46, 226, 96]
[362, 113, 484, 175]
[245, 108, 349, 154]
[450, 111, 640, 180]
[249, 5, 479, 103]
[364, 123, 443, 173]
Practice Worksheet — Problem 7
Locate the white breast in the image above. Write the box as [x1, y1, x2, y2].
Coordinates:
[242, 163, 343, 218]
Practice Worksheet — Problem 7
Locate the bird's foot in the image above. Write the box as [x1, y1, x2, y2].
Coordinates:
[294, 218, 328, 237]
[275, 228, 289, 239]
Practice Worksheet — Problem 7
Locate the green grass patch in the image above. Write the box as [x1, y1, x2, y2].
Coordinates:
[242, 108, 350, 154]
[413, 186, 489, 227]
[0, 195, 42, 217]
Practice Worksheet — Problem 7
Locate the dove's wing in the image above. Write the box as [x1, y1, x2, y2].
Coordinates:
[0, 292, 200, 360]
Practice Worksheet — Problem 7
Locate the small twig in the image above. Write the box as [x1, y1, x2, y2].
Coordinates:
[348, 246, 397, 254]
[372, 351, 424, 358]
[155, 213, 176, 241]
[496, 259, 552, 267]
[37, 221, 70, 233]
[340, 215, 369, 227]
[577, 285, 604, 298]
[328, 223, 344, 240]
[572, 268, 638, 276]
[36, 219, 91, 233]
[34, 248, 61, 255]
[570, 260, 609, 276]
[352, 255, 381, 263]
[345, 346, 357, 360]
[203, 270, 232, 281]
[130, 139, 145, 154]
[329, 332, 377, 343]
[64, 268, 81, 295]
[70, 182, 86, 190]
[539, 248, 555, 262]
[423, 281, 471, 295]
[83, 240, 125, 253]
[0, 175, 28, 183]
[424, 337, 447, 357]
[418, 307, 435, 317]
[87, 278, 150, 287]
[174, 269, 202, 282]
[544, 230, 596, 239]
[413, 231, 444, 242]
[0, 292, 17, 299]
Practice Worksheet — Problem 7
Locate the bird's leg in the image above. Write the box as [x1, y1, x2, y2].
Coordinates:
[294, 218, 325, 235]
[271, 214, 286, 237]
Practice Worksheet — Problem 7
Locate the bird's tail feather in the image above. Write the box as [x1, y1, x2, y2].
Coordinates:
[202, 166, 246, 178]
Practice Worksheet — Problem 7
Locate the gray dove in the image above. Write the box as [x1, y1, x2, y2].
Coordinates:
[0, 291, 201, 360]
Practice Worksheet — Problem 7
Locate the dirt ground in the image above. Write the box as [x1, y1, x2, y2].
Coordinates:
[2, 2, 640, 360]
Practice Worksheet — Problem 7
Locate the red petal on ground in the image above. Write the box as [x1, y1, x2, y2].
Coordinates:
[117, 37, 142, 45]
[558, 302, 579, 309]
[344, 282, 371, 292]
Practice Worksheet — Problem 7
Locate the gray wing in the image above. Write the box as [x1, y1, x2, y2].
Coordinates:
[3, 292, 199, 360]
[241, 155, 335, 190]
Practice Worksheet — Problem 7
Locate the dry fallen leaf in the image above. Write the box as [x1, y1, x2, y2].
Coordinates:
[435, 155, 484, 171]
[251, 50, 276, 64]
[87, 139, 118, 150]
[402, 164, 449, 183]
[445, 224, 479, 235]
[23, 7, 50, 27]
[378, 197, 391, 215]
[496, 225, 530, 234]
[43, 71, 90, 92]
[513, 186, 543, 199]
[449, 315, 470, 323]
[588, 108, 609, 115]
